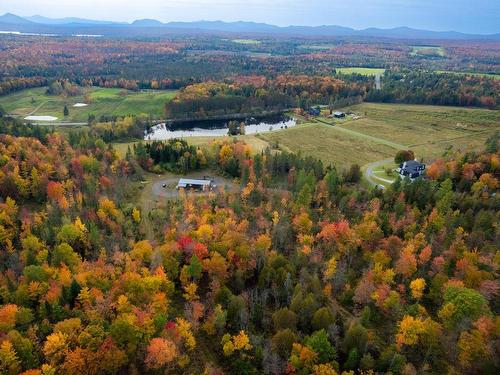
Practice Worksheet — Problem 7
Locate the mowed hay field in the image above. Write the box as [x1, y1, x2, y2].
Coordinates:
[336, 67, 386, 76]
[0, 87, 177, 122]
[257, 123, 397, 167]
[258, 103, 500, 168]
[342, 103, 500, 158]
[411, 45, 445, 57]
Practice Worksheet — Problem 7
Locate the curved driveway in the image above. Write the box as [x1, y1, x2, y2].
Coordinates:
[364, 158, 396, 188]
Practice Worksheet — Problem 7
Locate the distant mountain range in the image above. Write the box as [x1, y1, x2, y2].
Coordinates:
[0, 13, 498, 40]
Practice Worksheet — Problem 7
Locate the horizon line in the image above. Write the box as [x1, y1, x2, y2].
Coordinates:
[3, 12, 499, 36]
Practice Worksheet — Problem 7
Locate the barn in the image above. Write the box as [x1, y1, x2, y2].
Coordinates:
[176, 178, 215, 191]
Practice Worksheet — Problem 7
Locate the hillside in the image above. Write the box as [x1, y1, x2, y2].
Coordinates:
[1, 13, 499, 39]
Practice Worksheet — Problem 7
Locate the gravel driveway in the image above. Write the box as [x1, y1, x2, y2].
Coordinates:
[151, 175, 238, 199]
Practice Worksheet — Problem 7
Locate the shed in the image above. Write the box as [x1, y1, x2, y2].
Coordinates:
[176, 178, 215, 191]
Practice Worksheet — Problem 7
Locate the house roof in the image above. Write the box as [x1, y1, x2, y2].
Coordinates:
[177, 178, 212, 187]
[400, 160, 425, 173]
[333, 111, 345, 116]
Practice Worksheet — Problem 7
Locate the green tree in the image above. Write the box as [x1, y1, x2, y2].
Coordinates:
[271, 329, 298, 358]
[64, 105, 69, 117]
[345, 348, 361, 370]
[272, 308, 298, 331]
[438, 286, 490, 329]
[312, 307, 335, 331]
[394, 150, 415, 164]
[52, 243, 81, 269]
[305, 329, 336, 363]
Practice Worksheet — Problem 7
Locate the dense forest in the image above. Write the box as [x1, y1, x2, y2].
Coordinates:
[0, 115, 498, 374]
[0, 29, 499, 374]
[0, 35, 499, 110]
[366, 71, 499, 108]
[164, 77, 369, 119]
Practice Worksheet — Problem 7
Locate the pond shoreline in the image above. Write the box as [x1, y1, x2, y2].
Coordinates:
[145, 113, 296, 140]
[159, 109, 289, 124]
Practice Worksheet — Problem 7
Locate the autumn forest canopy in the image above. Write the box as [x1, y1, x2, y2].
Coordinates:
[0, 28, 499, 375]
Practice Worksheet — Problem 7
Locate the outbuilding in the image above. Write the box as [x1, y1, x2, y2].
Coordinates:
[308, 107, 321, 116]
[176, 178, 215, 191]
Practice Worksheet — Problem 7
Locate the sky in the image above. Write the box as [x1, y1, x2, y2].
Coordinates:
[1, 0, 499, 34]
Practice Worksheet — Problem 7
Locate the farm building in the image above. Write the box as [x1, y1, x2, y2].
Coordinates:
[333, 111, 346, 118]
[397, 160, 426, 179]
[176, 178, 215, 191]
[308, 107, 321, 116]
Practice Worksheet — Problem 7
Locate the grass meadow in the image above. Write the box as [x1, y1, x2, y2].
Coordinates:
[0, 87, 177, 122]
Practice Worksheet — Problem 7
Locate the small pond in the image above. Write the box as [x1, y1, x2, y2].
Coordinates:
[144, 114, 296, 140]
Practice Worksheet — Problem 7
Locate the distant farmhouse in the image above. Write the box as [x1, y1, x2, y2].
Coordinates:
[308, 107, 321, 116]
[333, 111, 346, 118]
[397, 160, 426, 180]
[176, 178, 215, 191]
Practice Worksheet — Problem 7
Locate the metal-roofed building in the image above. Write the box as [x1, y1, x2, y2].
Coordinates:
[176, 178, 215, 191]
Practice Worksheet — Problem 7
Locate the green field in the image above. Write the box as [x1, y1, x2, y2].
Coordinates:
[0, 87, 177, 122]
[336, 67, 386, 76]
[232, 39, 261, 45]
[436, 70, 500, 80]
[342, 103, 499, 158]
[411, 45, 445, 57]
[255, 103, 500, 169]
[259, 123, 396, 167]
[300, 44, 337, 50]
[93, 103, 500, 173]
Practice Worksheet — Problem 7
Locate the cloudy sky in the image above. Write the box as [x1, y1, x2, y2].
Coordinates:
[1, 0, 499, 34]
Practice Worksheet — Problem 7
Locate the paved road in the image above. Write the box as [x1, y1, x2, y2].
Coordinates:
[364, 158, 395, 188]
[375, 74, 381, 90]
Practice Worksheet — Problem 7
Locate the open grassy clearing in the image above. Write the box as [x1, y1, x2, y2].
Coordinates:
[341, 103, 500, 159]
[336, 67, 386, 76]
[115, 103, 499, 171]
[232, 39, 261, 45]
[113, 133, 271, 159]
[436, 70, 500, 80]
[411, 45, 445, 57]
[299, 44, 337, 50]
[0, 87, 177, 122]
[258, 123, 396, 168]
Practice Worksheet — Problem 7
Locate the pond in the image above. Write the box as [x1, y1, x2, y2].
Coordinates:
[144, 115, 296, 140]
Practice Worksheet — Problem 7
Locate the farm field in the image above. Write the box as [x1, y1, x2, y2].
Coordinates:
[436, 70, 500, 79]
[255, 103, 500, 169]
[106, 103, 500, 171]
[0, 87, 177, 122]
[411, 45, 445, 57]
[341, 103, 499, 159]
[336, 67, 386, 76]
[232, 39, 261, 45]
[258, 122, 396, 167]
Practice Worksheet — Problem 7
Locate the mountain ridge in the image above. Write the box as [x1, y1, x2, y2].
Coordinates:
[0, 13, 498, 40]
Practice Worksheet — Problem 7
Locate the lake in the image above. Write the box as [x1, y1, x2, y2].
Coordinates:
[144, 115, 296, 140]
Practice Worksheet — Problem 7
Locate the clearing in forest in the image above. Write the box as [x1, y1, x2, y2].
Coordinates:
[336, 67, 386, 76]
[109, 103, 500, 172]
[0, 87, 177, 122]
